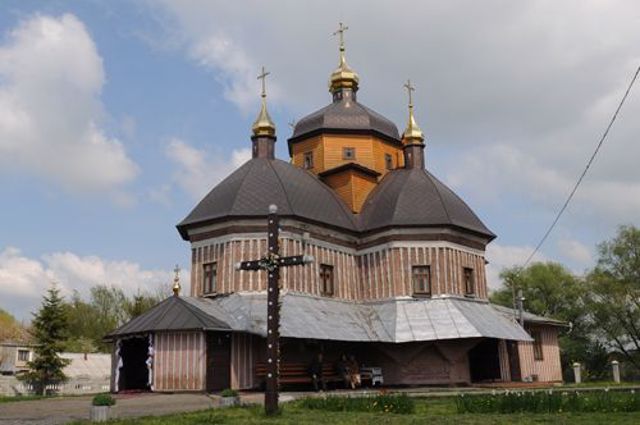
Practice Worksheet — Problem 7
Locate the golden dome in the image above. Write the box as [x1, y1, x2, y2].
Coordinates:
[329, 23, 359, 93]
[402, 79, 424, 144]
[252, 66, 276, 138]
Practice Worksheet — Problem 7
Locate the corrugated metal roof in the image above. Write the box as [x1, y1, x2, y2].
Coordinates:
[123, 293, 531, 343]
[491, 304, 568, 327]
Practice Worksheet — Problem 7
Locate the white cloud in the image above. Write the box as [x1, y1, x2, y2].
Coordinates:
[0, 246, 178, 320]
[0, 14, 138, 194]
[557, 239, 593, 265]
[485, 244, 547, 290]
[165, 138, 251, 200]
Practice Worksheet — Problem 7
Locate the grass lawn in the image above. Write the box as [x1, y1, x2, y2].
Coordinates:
[68, 397, 640, 425]
[0, 394, 48, 403]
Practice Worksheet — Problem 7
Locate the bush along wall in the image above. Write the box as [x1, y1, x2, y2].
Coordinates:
[456, 389, 640, 414]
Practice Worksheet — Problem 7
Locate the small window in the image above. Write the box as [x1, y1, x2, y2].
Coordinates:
[319, 264, 334, 296]
[342, 147, 356, 160]
[412, 266, 431, 297]
[385, 153, 393, 170]
[17, 350, 29, 362]
[203, 262, 217, 294]
[463, 267, 475, 296]
[531, 330, 544, 360]
[303, 152, 314, 169]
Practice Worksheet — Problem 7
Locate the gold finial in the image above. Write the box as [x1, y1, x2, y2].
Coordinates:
[329, 22, 359, 93]
[252, 66, 276, 138]
[402, 79, 424, 143]
[172, 264, 181, 296]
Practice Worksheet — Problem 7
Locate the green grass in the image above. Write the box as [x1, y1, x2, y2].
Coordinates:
[0, 394, 49, 403]
[66, 397, 640, 424]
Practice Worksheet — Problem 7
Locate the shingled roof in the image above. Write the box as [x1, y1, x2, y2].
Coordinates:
[177, 158, 359, 239]
[105, 296, 231, 339]
[289, 97, 401, 145]
[359, 168, 495, 239]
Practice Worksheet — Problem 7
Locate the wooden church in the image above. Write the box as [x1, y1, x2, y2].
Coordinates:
[108, 28, 564, 393]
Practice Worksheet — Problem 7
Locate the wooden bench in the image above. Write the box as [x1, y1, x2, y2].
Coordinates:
[255, 362, 342, 388]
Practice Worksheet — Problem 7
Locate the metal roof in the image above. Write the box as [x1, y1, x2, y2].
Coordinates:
[289, 97, 400, 144]
[491, 304, 568, 327]
[112, 293, 532, 343]
[106, 296, 231, 339]
[177, 158, 359, 239]
[359, 168, 496, 239]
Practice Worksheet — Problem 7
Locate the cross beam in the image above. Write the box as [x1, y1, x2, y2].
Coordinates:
[235, 204, 313, 415]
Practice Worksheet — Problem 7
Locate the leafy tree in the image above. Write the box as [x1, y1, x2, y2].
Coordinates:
[490, 262, 607, 380]
[0, 308, 29, 342]
[20, 284, 70, 395]
[584, 225, 640, 373]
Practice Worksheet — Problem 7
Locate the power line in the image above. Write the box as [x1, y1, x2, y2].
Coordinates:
[521, 64, 640, 269]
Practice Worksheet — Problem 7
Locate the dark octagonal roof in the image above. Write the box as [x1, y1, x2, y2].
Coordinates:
[177, 158, 358, 238]
[359, 168, 495, 239]
[289, 97, 400, 144]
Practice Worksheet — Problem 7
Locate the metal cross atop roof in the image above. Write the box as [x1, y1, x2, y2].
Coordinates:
[257, 66, 270, 97]
[332, 22, 349, 49]
[404, 79, 415, 107]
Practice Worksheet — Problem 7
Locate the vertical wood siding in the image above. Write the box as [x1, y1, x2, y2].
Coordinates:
[191, 237, 491, 301]
[517, 326, 562, 382]
[154, 332, 205, 391]
[498, 339, 511, 382]
[230, 333, 255, 390]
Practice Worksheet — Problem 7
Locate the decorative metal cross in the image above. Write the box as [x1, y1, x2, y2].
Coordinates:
[332, 22, 349, 48]
[257, 66, 270, 97]
[404, 79, 415, 107]
[235, 204, 313, 415]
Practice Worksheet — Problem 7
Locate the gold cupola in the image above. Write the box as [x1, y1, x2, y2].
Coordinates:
[402, 79, 424, 144]
[252, 66, 276, 138]
[329, 22, 360, 95]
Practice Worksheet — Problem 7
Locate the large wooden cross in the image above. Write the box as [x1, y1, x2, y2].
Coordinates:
[235, 204, 313, 415]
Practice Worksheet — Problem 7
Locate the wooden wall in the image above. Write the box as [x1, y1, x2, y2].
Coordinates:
[230, 333, 259, 390]
[517, 326, 563, 382]
[191, 237, 488, 301]
[154, 332, 206, 391]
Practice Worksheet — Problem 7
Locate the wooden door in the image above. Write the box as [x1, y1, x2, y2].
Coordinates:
[206, 332, 231, 392]
[507, 341, 521, 382]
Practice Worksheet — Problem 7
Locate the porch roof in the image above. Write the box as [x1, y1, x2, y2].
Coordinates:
[181, 292, 533, 343]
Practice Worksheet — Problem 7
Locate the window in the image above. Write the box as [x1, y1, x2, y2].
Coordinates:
[412, 266, 431, 296]
[17, 350, 29, 362]
[319, 264, 334, 296]
[303, 151, 314, 169]
[385, 153, 393, 170]
[531, 330, 544, 360]
[342, 147, 356, 160]
[463, 267, 475, 296]
[203, 262, 217, 294]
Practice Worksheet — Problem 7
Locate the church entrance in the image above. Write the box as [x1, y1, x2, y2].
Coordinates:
[468, 338, 501, 382]
[118, 336, 149, 391]
[206, 332, 231, 392]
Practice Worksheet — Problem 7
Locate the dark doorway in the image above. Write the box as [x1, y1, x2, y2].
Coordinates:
[118, 336, 149, 391]
[468, 338, 501, 382]
[506, 341, 521, 381]
[206, 332, 231, 392]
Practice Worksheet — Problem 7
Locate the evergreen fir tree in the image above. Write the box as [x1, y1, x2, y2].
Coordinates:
[21, 284, 70, 395]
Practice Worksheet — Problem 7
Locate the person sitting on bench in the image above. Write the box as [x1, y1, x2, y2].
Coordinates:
[308, 352, 326, 391]
[347, 354, 361, 389]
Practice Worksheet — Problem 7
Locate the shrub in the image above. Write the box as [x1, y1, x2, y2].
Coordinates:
[92, 393, 116, 407]
[299, 393, 415, 414]
[456, 389, 640, 414]
[220, 388, 239, 398]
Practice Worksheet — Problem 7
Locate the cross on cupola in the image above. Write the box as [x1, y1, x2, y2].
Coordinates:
[235, 204, 314, 415]
[329, 22, 359, 99]
[172, 264, 181, 296]
[402, 78, 426, 169]
[251, 65, 277, 158]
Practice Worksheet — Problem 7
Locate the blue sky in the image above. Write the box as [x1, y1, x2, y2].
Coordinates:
[1, 1, 639, 320]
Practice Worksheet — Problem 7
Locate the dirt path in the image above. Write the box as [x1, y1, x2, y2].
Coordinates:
[0, 393, 215, 425]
